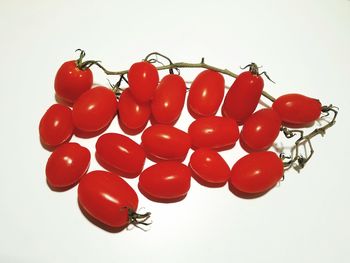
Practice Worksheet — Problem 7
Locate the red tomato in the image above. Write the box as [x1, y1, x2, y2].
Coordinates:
[188, 116, 239, 150]
[46, 143, 90, 189]
[230, 151, 284, 194]
[240, 108, 281, 152]
[151, 74, 186, 124]
[54, 60, 93, 104]
[39, 104, 74, 147]
[128, 61, 159, 102]
[118, 88, 150, 133]
[272, 93, 322, 126]
[138, 162, 191, 201]
[141, 124, 191, 161]
[222, 71, 264, 124]
[78, 170, 138, 228]
[96, 133, 146, 176]
[188, 70, 225, 118]
[189, 149, 230, 186]
[72, 86, 118, 132]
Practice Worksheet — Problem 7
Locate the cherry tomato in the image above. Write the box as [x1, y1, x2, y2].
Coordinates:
[272, 93, 322, 126]
[39, 104, 74, 147]
[118, 88, 150, 133]
[189, 149, 230, 186]
[138, 162, 191, 201]
[72, 86, 118, 132]
[187, 70, 225, 118]
[240, 108, 281, 152]
[78, 170, 138, 228]
[230, 151, 284, 194]
[141, 124, 191, 161]
[188, 116, 239, 150]
[96, 133, 146, 176]
[128, 61, 159, 102]
[54, 60, 93, 104]
[46, 143, 90, 189]
[151, 74, 186, 124]
[222, 69, 264, 124]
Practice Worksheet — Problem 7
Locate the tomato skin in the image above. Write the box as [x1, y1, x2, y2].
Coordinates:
[138, 162, 191, 201]
[54, 60, 93, 104]
[46, 143, 90, 188]
[72, 87, 118, 132]
[189, 149, 230, 185]
[272, 93, 321, 126]
[188, 116, 239, 150]
[230, 151, 284, 194]
[39, 104, 74, 147]
[240, 108, 281, 152]
[188, 70, 225, 117]
[151, 74, 186, 124]
[141, 125, 191, 161]
[78, 170, 138, 228]
[128, 61, 159, 102]
[118, 88, 150, 132]
[222, 71, 264, 124]
[96, 133, 146, 176]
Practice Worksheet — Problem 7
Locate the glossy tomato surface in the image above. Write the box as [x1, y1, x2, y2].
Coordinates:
[272, 93, 321, 126]
[230, 151, 284, 194]
[240, 108, 281, 152]
[138, 162, 191, 201]
[151, 74, 186, 125]
[141, 124, 191, 161]
[188, 116, 239, 150]
[72, 86, 118, 132]
[54, 60, 93, 104]
[128, 61, 159, 102]
[78, 170, 138, 228]
[188, 70, 225, 118]
[39, 104, 74, 147]
[96, 133, 145, 176]
[46, 143, 90, 189]
[222, 71, 264, 124]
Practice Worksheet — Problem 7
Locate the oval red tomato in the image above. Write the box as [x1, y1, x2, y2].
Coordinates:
[39, 104, 74, 147]
[151, 74, 186, 124]
[230, 151, 284, 194]
[188, 116, 239, 150]
[46, 143, 90, 189]
[54, 60, 93, 104]
[187, 70, 225, 118]
[138, 162, 191, 201]
[78, 170, 138, 228]
[72, 86, 118, 132]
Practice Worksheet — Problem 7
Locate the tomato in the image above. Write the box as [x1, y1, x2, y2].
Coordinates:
[230, 151, 284, 194]
[72, 86, 118, 132]
[222, 70, 264, 124]
[46, 143, 90, 189]
[187, 70, 225, 118]
[39, 104, 74, 147]
[272, 93, 322, 126]
[128, 61, 159, 102]
[78, 170, 138, 228]
[151, 74, 186, 125]
[118, 88, 150, 133]
[240, 108, 281, 152]
[188, 116, 239, 150]
[96, 133, 146, 176]
[189, 149, 230, 186]
[141, 124, 191, 161]
[138, 162, 191, 201]
[54, 60, 93, 104]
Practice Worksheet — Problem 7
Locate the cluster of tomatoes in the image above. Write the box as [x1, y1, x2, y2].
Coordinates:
[39, 53, 324, 230]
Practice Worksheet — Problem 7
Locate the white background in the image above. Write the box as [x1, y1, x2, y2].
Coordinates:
[1, 0, 349, 262]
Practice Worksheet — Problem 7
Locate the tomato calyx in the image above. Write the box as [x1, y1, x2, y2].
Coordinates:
[127, 208, 152, 231]
[240, 62, 275, 83]
[144, 52, 180, 75]
[75, 49, 101, 71]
